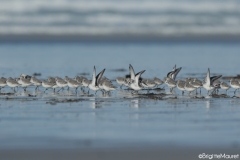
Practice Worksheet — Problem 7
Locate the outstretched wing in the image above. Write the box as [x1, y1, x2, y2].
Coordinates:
[167, 71, 173, 79]
[91, 66, 96, 85]
[172, 67, 182, 80]
[172, 64, 176, 71]
[135, 70, 145, 85]
[129, 64, 135, 80]
[96, 68, 105, 86]
[205, 68, 211, 86]
[210, 75, 222, 86]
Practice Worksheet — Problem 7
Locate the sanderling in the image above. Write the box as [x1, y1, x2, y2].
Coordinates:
[102, 80, 117, 94]
[153, 77, 164, 88]
[177, 80, 186, 95]
[0, 77, 7, 90]
[88, 66, 105, 94]
[189, 78, 203, 94]
[185, 78, 196, 95]
[142, 78, 156, 92]
[42, 80, 54, 92]
[65, 76, 80, 93]
[6, 77, 19, 92]
[129, 70, 146, 94]
[163, 77, 176, 93]
[20, 76, 32, 91]
[230, 78, 240, 95]
[203, 68, 222, 95]
[220, 81, 230, 94]
[55, 77, 68, 92]
[116, 77, 125, 89]
[98, 77, 110, 92]
[82, 78, 91, 93]
[47, 77, 59, 92]
[52, 83, 59, 92]
[123, 75, 133, 88]
[128, 64, 146, 89]
[30, 76, 42, 90]
[212, 79, 221, 94]
[75, 76, 85, 90]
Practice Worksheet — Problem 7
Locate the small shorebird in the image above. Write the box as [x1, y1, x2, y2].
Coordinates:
[128, 64, 147, 89]
[88, 66, 105, 94]
[129, 70, 146, 94]
[203, 68, 222, 95]
[212, 79, 221, 94]
[6, 77, 19, 92]
[189, 78, 203, 94]
[47, 77, 59, 92]
[230, 78, 240, 95]
[42, 80, 54, 93]
[116, 77, 125, 89]
[82, 78, 91, 92]
[220, 81, 230, 94]
[142, 78, 157, 92]
[177, 80, 186, 95]
[98, 77, 110, 92]
[153, 77, 164, 88]
[0, 77, 7, 91]
[102, 80, 117, 95]
[65, 76, 80, 93]
[185, 78, 196, 95]
[55, 77, 68, 92]
[30, 76, 42, 91]
[163, 77, 176, 93]
[20, 76, 32, 91]
[75, 76, 85, 90]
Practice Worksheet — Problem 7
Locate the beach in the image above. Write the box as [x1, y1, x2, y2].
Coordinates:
[0, 42, 240, 159]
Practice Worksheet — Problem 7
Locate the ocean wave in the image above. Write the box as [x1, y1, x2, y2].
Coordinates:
[0, 0, 239, 38]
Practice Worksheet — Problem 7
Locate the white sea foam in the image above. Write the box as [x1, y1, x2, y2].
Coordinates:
[0, 0, 239, 38]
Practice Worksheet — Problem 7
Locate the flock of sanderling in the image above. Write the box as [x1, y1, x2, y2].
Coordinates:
[0, 64, 240, 96]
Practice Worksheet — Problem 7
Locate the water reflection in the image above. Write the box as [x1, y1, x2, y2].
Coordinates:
[130, 99, 140, 108]
[205, 100, 210, 111]
[90, 98, 102, 109]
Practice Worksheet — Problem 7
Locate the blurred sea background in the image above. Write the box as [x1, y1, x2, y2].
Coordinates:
[0, 0, 240, 41]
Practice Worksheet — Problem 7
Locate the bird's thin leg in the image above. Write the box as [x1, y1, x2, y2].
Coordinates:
[75, 88, 78, 94]
[182, 91, 184, 95]
[57, 88, 62, 92]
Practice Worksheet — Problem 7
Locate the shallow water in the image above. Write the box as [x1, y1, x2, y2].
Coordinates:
[0, 42, 240, 150]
